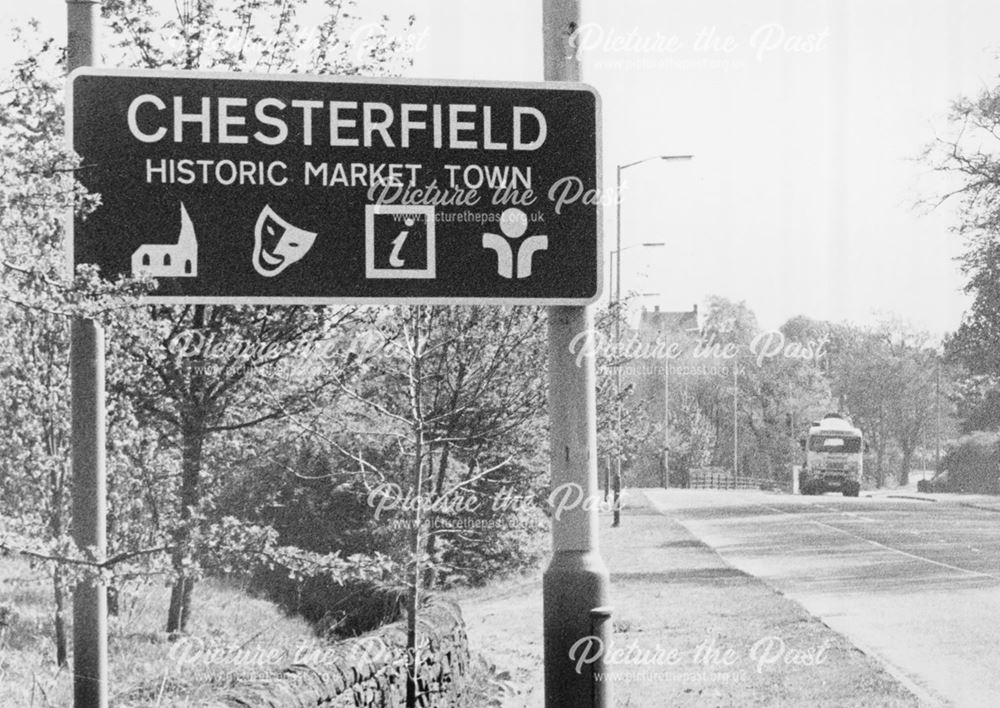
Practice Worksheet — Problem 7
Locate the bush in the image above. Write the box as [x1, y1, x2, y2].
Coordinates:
[212, 448, 403, 637]
[213, 443, 549, 635]
[253, 572, 405, 638]
[939, 431, 1000, 494]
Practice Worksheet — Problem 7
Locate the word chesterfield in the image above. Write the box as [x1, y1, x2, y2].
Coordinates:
[126, 95, 549, 151]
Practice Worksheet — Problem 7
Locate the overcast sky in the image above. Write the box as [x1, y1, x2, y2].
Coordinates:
[4, 0, 1000, 335]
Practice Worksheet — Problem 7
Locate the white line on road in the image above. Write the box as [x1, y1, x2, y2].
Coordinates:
[840, 511, 877, 522]
[760, 503, 998, 581]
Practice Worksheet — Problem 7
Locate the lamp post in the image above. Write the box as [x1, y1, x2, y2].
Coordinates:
[663, 339, 669, 488]
[607, 245, 660, 505]
[934, 352, 941, 482]
[733, 358, 738, 479]
[613, 155, 692, 527]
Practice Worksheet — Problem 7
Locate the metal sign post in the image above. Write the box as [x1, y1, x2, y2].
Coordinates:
[67, 3, 109, 707]
[542, 1, 611, 705]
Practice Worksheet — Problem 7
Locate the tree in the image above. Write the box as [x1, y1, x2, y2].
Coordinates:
[1, 0, 419, 660]
[831, 321, 940, 486]
[924, 78, 1000, 437]
[740, 317, 829, 480]
[0, 33, 170, 663]
[655, 299, 830, 483]
[828, 324, 892, 486]
[890, 345, 937, 486]
[949, 371, 1000, 433]
[94, 0, 416, 635]
[120, 304, 367, 634]
[0, 35, 95, 668]
[264, 304, 547, 706]
[593, 296, 661, 525]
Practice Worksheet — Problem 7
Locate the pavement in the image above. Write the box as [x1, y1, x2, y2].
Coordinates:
[863, 484, 1000, 513]
[462, 490, 923, 707]
[642, 486, 1000, 708]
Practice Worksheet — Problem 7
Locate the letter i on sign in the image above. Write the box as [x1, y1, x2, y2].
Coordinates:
[364, 205, 436, 279]
[389, 218, 412, 268]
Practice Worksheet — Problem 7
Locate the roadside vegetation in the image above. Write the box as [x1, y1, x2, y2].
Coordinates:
[0, 554, 318, 706]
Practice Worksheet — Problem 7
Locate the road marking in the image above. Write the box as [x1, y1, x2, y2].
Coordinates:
[759, 503, 998, 581]
[841, 511, 877, 522]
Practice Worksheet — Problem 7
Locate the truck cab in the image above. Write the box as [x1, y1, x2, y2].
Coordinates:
[800, 413, 863, 497]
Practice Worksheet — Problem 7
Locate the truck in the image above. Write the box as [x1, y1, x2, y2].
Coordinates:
[799, 413, 863, 497]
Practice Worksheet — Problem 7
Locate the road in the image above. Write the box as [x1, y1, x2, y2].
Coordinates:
[643, 488, 1000, 708]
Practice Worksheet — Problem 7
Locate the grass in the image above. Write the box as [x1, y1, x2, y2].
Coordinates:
[0, 557, 319, 707]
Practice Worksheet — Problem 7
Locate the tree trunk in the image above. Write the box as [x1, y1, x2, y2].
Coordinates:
[52, 567, 68, 667]
[423, 444, 452, 590]
[875, 409, 886, 488]
[612, 466, 621, 526]
[875, 438, 886, 488]
[900, 444, 913, 487]
[406, 456, 423, 708]
[166, 575, 196, 637]
[406, 307, 425, 708]
[107, 587, 119, 617]
[166, 419, 205, 636]
[48, 458, 68, 666]
[166, 305, 208, 637]
[712, 401, 722, 465]
[106, 458, 118, 617]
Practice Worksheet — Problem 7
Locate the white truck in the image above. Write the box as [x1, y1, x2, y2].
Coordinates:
[799, 413, 863, 497]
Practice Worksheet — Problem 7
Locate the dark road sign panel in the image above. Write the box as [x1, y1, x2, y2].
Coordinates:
[67, 69, 601, 304]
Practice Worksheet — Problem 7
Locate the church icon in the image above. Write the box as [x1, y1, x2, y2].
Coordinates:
[132, 202, 198, 278]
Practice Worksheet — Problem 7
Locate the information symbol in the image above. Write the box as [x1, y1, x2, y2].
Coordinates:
[389, 218, 416, 268]
[365, 205, 436, 279]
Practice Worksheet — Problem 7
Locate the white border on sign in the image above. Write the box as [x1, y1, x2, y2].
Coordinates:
[365, 205, 436, 279]
[65, 67, 604, 306]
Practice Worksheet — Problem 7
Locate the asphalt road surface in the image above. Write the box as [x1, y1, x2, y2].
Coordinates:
[644, 488, 1000, 708]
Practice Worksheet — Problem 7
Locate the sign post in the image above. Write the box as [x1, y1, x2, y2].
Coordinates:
[67, 2, 109, 707]
[542, 1, 611, 706]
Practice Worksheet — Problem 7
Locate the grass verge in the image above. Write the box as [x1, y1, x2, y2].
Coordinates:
[0, 557, 318, 707]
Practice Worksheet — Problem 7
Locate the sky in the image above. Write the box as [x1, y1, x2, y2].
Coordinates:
[3, 0, 1000, 335]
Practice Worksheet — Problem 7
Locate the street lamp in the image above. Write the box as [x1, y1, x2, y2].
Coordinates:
[612, 154, 692, 527]
[606, 246, 662, 503]
[662, 325, 670, 490]
[934, 351, 941, 482]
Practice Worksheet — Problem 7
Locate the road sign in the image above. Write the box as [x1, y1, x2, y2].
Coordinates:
[67, 69, 601, 305]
